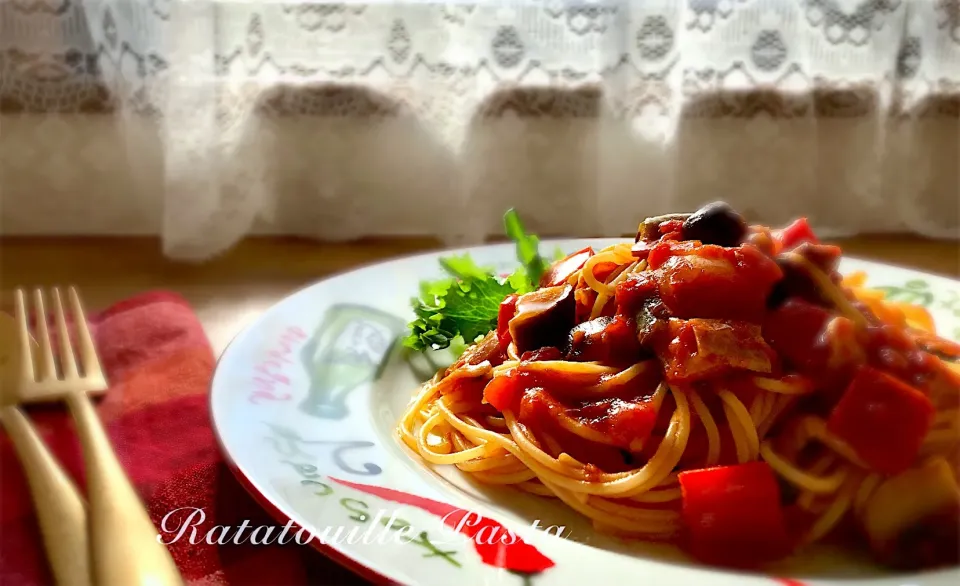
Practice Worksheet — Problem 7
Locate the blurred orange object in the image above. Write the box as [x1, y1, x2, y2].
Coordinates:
[843, 271, 936, 333]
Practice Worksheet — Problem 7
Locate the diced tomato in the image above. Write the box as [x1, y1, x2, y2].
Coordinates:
[763, 299, 831, 370]
[591, 261, 621, 284]
[567, 314, 645, 367]
[652, 243, 783, 321]
[572, 396, 659, 450]
[540, 247, 594, 287]
[483, 369, 528, 412]
[658, 319, 777, 385]
[497, 294, 519, 349]
[827, 366, 935, 475]
[661, 231, 684, 241]
[647, 240, 702, 270]
[519, 347, 563, 362]
[519, 390, 652, 460]
[445, 376, 488, 398]
[679, 461, 792, 567]
[518, 390, 637, 473]
[630, 239, 655, 260]
[615, 272, 659, 316]
[658, 219, 685, 235]
[763, 299, 862, 388]
[603, 314, 645, 366]
[774, 217, 819, 250]
[863, 325, 958, 393]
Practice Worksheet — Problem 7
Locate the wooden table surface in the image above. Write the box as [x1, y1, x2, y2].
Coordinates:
[1, 235, 958, 354]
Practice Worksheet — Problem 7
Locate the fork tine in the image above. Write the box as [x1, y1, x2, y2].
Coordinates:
[32, 289, 57, 382]
[52, 288, 79, 380]
[67, 287, 103, 380]
[13, 289, 35, 382]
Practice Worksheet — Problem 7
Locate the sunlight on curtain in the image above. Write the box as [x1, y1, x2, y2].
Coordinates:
[1, 1, 958, 259]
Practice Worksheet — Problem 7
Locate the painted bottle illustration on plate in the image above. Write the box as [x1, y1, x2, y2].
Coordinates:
[299, 304, 405, 420]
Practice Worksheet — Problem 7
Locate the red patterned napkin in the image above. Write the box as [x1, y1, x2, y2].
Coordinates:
[0, 292, 370, 586]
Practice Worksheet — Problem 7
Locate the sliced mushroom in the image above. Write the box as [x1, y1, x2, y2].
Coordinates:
[509, 284, 576, 354]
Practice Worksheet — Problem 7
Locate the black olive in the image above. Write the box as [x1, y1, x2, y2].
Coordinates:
[681, 201, 748, 247]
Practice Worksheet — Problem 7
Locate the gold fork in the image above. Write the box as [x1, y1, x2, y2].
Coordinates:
[15, 287, 184, 586]
[0, 312, 89, 586]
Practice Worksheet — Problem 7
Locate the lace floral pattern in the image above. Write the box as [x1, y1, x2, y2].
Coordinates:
[1, 0, 958, 259]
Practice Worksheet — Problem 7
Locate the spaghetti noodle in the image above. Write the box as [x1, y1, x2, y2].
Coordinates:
[398, 203, 960, 569]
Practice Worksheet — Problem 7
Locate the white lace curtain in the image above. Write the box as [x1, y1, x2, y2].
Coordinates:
[2, 0, 958, 259]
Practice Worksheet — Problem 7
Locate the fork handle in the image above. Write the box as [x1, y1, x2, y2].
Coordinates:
[65, 392, 184, 586]
[0, 405, 90, 586]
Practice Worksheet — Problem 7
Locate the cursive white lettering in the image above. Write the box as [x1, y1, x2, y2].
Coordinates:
[276, 520, 297, 545]
[294, 526, 314, 545]
[157, 507, 205, 545]
[249, 525, 277, 546]
[233, 519, 251, 545]
[205, 525, 232, 546]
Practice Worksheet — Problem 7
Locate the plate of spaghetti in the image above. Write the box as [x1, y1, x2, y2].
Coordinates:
[211, 203, 960, 586]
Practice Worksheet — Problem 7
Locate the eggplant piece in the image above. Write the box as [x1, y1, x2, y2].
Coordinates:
[635, 297, 671, 347]
[681, 202, 747, 247]
[567, 314, 649, 366]
[509, 284, 576, 354]
[567, 316, 615, 362]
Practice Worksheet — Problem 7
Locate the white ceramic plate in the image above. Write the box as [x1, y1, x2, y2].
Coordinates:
[210, 239, 960, 586]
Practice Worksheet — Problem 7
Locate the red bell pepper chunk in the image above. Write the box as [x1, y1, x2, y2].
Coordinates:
[679, 461, 792, 567]
[774, 217, 818, 250]
[539, 246, 593, 288]
[827, 366, 935, 475]
[497, 294, 519, 349]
